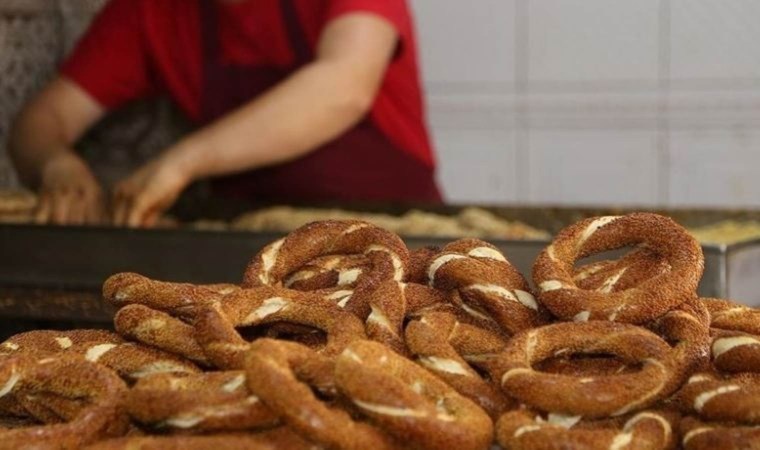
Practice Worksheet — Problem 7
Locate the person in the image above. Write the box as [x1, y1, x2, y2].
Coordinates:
[9, 0, 442, 227]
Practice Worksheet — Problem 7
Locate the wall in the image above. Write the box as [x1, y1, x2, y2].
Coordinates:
[412, 0, 760, 207]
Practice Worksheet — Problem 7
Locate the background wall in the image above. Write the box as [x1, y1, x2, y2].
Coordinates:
[412, 0, 760, 208]
[1, 1, 760, 208]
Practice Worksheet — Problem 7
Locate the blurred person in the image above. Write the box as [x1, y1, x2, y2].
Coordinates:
[9, 0, 441, 227]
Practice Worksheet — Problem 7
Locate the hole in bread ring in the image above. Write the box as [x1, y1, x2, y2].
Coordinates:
[533, 213, 703, 324]
[573, 247, 671, 294]
[495, 321, 677, 418]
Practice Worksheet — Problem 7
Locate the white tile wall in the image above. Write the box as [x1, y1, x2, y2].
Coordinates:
[433, 128, 517, 204]
[669, 129, 760, 207]
[671, 0, 760, 81]
[528, 0, 660, 84]
[410, 0, 516, 88]
[527, 130, 660, 205]
[412, 0, 760, 207]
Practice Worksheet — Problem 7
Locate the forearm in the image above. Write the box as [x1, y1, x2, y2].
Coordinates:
[9, 104, 77, 188]
[165, 60, 374, 181]
[9, 77, 103, 188]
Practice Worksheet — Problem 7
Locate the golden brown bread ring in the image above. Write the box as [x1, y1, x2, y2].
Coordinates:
[0, 355, 128, 449]
[427, 238, 546, 335]
[681, 417, 760, 450]
[242, 220, 409, 289]
[103, 272, 236, 313]
[126, 371, 279, 432]
[676, 373, 760, 424]
[648, 299, 712, 382]
[82, 427, 316, 450]
[335, 340, 493, 450]
[113, 304, 209, 365]
[194, 287, 366, 369]
[701, 297, 760, 335]
[244, 339, 398, 450]
[496, 409, 677, 450]
[404, 311, 512, 418]
[533, 213, 703, 324]
[710, 329, 760, 374]
[0, 330, 200, 381]
[494, 321, 678, 418]
[573, 247, 671, 293]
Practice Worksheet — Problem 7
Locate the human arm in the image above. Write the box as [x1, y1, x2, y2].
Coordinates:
[8, 77, 107, 225]
[113, 12, 399, 227]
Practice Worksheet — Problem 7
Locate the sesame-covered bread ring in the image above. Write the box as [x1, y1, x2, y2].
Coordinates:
[0, 330, 200, 381]
[648, 299, 712, 380]
[244, 339, 398, 450]
[114, 304, 209, 365]
[495, 321, 677, 418]
[335, 340, 493, 450]
[405, 311, 512, 418]
[533, 213, 703, 324]
[495, 409, 677, 450]
[83, 427, 316, 450]
[710, 329, 760, 374]
[701, 297, 760, 335]
[573, 248, 671, 294]
[243, 220, 409, 289]
[676, 373, 760, 424]
[426, 238, 546, 335]
[126, 371, 278, 432]
[0, 355, 128, 449]
[680, 417, 760, 450]
[103, 272, 236, 313]
[194, 287, 366, 369]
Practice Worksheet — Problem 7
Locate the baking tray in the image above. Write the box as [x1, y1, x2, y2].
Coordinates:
[0, 219, 755, 323]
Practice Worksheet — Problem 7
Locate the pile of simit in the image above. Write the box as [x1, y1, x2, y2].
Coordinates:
[0, 213, 758, 450]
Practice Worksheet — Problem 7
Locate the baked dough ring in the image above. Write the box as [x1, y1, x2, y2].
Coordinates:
[0, 355, 128, 449]
[496, 409, 677, 450]
[427, 238, 546, 335]
[244, 339, 398, 450]
[126, 371, 278, 432]
[533, 213, 703, 324]
[194, 287, 366, 369]
[335, 340, 493, 450]
[495, 321, 677, 418]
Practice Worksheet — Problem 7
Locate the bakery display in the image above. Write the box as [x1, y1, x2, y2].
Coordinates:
[0, 213, 758, 449]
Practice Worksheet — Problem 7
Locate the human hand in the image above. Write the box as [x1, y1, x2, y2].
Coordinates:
[35, 152, 106, 225]
[112, 156, 190, 228]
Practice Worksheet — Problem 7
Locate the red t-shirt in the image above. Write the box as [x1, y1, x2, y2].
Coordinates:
[61, 0, 435, 168]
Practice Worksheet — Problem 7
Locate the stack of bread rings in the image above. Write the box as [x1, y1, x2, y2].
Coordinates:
[0, 213, 757, 449]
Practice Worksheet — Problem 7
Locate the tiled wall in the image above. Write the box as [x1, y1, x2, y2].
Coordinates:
[412, 0, 760, 207]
